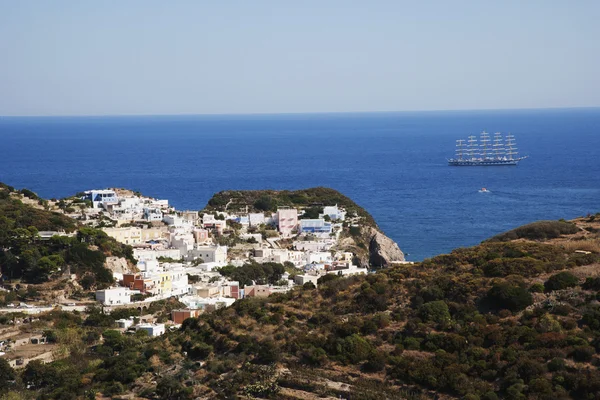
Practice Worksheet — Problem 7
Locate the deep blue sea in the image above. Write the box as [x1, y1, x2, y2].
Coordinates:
[1, 109, 599, 261]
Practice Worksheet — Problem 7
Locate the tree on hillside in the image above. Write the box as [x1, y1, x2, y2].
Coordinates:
[484, 282, 533, 312]
[0, 358, 16, 394]
[254, 195, 275, 212]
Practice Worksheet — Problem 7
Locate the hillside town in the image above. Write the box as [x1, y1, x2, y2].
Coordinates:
[76, 189, 375, 333]
[0, 185, 409, 371]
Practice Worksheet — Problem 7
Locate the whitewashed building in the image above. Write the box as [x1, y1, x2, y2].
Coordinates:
[143, 207, 163, 222]
[248, 213, 266, 226]
[83, 189, 119, 209]
[136, 323, 165, 337]
[320, 205, 346, 221]
[187, 245, 228, 264]
[95, 287, 139, 305]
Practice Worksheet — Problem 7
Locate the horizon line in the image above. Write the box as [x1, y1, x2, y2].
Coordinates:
[1, 105, 599, 119]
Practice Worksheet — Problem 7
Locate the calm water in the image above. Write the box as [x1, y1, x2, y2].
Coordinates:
[1, 109, 599, 261]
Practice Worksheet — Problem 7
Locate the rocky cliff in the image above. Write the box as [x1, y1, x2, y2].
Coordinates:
[336, 225, 405, 268]
[367, 226, 405, 266]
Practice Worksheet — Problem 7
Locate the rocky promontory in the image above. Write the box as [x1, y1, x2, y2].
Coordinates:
[204, 187, 405, 267]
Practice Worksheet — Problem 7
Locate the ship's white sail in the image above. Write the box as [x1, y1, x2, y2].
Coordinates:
[455, 139, 466, 160]
[467, 135, 478, 160]
[505, 133, 518, 160]
[480, 131, 491, 159]
[493, 132, 505, 158]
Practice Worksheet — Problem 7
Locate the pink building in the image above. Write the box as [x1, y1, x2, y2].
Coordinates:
[244, 285, 271, 298]
[193, 228, 210, 244]
[277, 208, 298, 237]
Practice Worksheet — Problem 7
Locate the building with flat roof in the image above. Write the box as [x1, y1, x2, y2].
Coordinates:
[321, 205, 346, 221]
[83, 190, 118, 209]
[136, 323, 165, 337]
[277, 208, 298, 237]
[299, 219, 332, 234]
[95, 287, 139, 305]
[171, 309, 202, 324]
[187, 245, 228, 264]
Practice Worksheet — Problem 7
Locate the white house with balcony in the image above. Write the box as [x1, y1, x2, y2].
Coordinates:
[83, 190, 119, 209]
[320, 205, 347, 221]
[143, 207, 163, 222]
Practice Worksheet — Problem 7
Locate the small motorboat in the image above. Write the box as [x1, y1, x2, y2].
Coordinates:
[479, 187, 490, 193]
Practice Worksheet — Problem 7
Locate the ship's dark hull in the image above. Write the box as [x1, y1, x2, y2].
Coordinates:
[448, 159, 520, 166]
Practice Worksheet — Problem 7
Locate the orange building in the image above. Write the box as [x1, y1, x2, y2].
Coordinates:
[171, 309, 202, 324]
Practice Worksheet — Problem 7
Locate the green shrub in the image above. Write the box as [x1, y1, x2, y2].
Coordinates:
[483, 257, 545, 277]
[362, 351, 386, 372]
[545, 272, 579, 292]
[419, 300, 451, 324]
[300, 346, 328, 366]
[19, 188, 40, 200]
[485, 282, 533, 312]
[583, 277, 600, 290]
[529, 283, 545, 293]
[570, 346, 595, 362]
[548, 358, 566, 371]
[253, 195, 275, 212]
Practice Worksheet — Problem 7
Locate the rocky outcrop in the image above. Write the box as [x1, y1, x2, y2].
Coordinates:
[105, 256, 136, 275]
[366, 227, 405, 267]
[338, 226, 405, 268]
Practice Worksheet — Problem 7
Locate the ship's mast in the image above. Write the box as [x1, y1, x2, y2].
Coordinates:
[493, 132, 505, 159]
[505, 133, 518, 160]
[480, 131, 490, 160]
[467, 135, 478, 160]
[455, 139, 465, 160]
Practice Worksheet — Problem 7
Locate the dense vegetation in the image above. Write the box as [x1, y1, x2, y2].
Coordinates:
[0, 185, 76, 234]
[0, 184, 134, 288]
[217, 261, 287, 288]
[0, 299, 185, 399]
[204, 187, 374, 226]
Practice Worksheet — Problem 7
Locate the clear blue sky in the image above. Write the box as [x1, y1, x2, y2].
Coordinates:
[1, 1, 598, 116]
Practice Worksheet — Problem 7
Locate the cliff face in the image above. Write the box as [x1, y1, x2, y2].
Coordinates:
[337, 226, 405, 268]
[367, 226, 405, 267]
